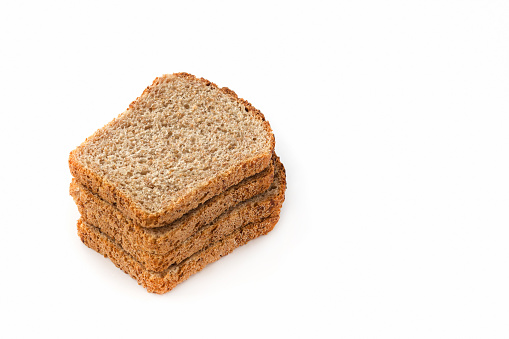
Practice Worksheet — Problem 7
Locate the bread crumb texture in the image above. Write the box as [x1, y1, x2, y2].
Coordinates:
[70, 73, 273, 215]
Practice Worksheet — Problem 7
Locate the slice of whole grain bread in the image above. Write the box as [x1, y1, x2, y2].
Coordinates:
[69, 73, 275, 228]
[75, 156, 286, 271]
[77, 212, 280, 294]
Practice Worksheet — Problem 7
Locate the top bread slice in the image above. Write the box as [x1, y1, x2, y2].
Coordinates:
[69, 73, 275, 228]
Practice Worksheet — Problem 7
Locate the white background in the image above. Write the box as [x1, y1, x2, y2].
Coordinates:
[1, 1, 508, 338]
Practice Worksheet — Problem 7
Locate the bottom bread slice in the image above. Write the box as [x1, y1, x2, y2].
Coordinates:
[77, 213, 280, 294]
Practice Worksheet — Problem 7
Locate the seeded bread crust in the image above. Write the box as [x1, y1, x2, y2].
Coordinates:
[75, 156, 285, 271]
[77, 213, 280, 294]
[69, 73, 275, 228]
[71, 157, 276, 255]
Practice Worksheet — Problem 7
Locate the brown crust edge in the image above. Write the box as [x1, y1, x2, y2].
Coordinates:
[70, 158, 276, 254]
[69, 72, 275, 228]
[77, 212, 280, 294]
[78, 156, 286, 272]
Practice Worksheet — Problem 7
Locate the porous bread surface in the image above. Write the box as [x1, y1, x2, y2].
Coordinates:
[76, 157, 286, 271]
[70, 158, 276, 255]
[69, 72, 275, 228]
[77, 213, 280, 294]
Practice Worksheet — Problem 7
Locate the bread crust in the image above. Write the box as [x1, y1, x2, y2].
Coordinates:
[75, 156, 286, 271]
[69, 72, 275, 228]
[71, 158, 277, 255]
[77, 212, 280, 294]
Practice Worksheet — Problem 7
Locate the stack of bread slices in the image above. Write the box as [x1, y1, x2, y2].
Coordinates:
[69, 73, 286, 294]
